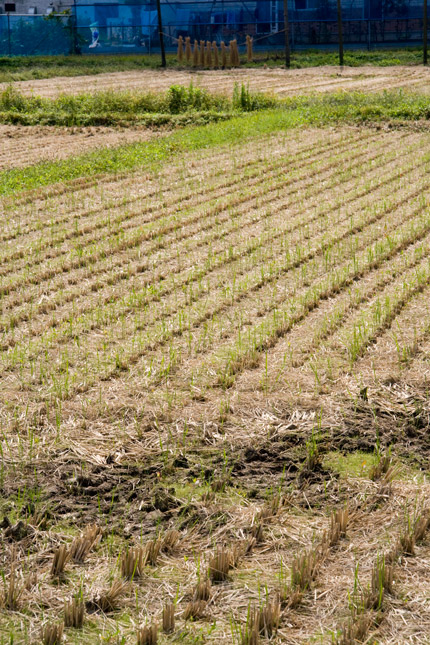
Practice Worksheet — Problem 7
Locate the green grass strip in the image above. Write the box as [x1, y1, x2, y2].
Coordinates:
[0, 110, 302, 196]
[2, 90, 430, 197]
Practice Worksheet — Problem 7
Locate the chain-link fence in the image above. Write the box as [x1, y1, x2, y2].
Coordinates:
[0, 0, 428, 56]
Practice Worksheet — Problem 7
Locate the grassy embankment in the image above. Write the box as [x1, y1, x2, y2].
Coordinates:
[2, 86, 430, 196]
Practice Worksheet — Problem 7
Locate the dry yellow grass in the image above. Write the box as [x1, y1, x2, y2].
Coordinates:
[3, 65, 430, 99]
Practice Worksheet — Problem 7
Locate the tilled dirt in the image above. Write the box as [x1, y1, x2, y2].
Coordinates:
[2, 65, 430, 99]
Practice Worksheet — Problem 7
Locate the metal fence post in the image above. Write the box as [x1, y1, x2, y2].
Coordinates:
[73, 0, 79, 54]
[7, 12, 11, 56]
[156, 0, 166, 67]
[283, 0, 290, 68]
[337, 0, 344, 65]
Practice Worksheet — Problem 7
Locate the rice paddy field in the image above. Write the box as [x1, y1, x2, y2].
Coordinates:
[1, 65, 430, 645]
[3, 64, 430, 99]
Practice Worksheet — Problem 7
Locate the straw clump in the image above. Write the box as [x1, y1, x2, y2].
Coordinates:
[41, 623, 64, 645]
[70, 524, 102, 563]
[205, 41, 212, 68]
[185, 36, 192, 62]
[162, 602, 175, 633]
[183, 599, 207, 620]
[51, 544, 70, 579]
[1, 558, 22, 610]
[177, 35, 184, 62]
[230, 39, 240, 67]
[194, 578, 211, 601]
[121, 545, 145, 579]
[335, 614, 372, 645]
[145, 536, 162, 566]
[91, 579, 129, 613]
[137, 624, 158, 645]
[199, 40, 205, 67]
[291, 549, 320, 591]
[209, 548, 231, 582]
[246, 35, 253, 62]
[161, 529, 180, 554]
[212, 41, 219, 68]
[192, 40, 199, 67]
[221, 41, 227, 68]
[242, 600, 280, 644]
[323, 508, 349, 547]
[64, 596, 85, 628]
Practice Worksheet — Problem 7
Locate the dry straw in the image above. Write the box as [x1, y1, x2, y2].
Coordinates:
[205, 41, 212, 67]
[194, 578, 211, 601]
[291, 549, 320, 591]
[64, 597, 85, 628]
[209, 548, 231, 582]
[229, 40, 235, 67]
[51, 544, 70, 579]
[137, 624, 158, 644]
[199, 40, 205, 66]
[250, 523, 264, 543]
[246, 35, 253, 62]
[162, 602, 175, 633]
[192, 40, 199, 67]
[212, 41, 219, 68]
[369, 452, 392, 480]
[255, 600, 280, 638]
[120, 545, 145, 579]
[177, 35, 184, 62]
[335, 615, 372, 645]
[161, 529, 180, 554]
[1, 553, 22, 610]
[70, 524, 102, 563]
[183, 600, 207, 620]
[413, 510, 430, 541]
[41, 623, 64, 645]
[242, 600, 280, 644]
[92, 579, 129, 613]
[221, 41, 227, 67]
[323, 508, 349, 547]
[185, 36, 192, 62]
[230, 39, 240, 67]
[145, 536, 162, 566]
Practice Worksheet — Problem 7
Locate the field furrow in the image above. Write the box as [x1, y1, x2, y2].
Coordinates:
[2, 116, 430, 645]
[0, 130, 414, 340]
[2, 133, 428, 396]
[0, 128, 374, 280]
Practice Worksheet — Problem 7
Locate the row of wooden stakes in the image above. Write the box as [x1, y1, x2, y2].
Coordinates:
[177, 35, 254, 67]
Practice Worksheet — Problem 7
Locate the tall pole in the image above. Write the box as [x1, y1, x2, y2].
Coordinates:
[156, 0, 166, 68]
[283, 0, 290, 68]
[424, 0, 428, 65]
[7, 12, 11, 57]
[73, 0, 79, 55]
[337, 0, 344, 66]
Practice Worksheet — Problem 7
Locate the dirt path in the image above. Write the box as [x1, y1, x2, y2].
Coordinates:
[3, 65, 430, 98]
